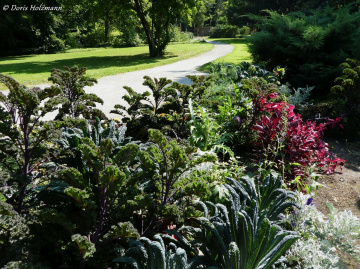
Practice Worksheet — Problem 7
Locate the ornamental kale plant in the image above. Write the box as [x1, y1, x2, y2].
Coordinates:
[0, 74, 61, 213]
[37, 137, 142, 268]
[48, 66, 106, 120]
[112, 75, 214, 141]
[135, 129, 217, 235]
[178, 176, 299, 269]
[113, 234, 209, 269]
[252, 93, 345, 189]
[111, 76, 176, 120]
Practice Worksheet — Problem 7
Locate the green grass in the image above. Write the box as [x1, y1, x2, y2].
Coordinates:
[198, 37, 252, 72]
[0, 42, 213, 90]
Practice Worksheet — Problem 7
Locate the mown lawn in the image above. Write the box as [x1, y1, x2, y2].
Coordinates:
[0, 42, 213, 90]
[199, 37, 252, 71]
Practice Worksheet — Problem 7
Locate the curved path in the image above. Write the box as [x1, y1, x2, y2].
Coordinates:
[3, 41, 234, 120]
[86, 41, 233, 119]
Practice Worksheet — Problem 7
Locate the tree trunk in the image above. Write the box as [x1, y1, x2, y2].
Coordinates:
[133, 0, 162, 58]
[104, 16, 110, 43]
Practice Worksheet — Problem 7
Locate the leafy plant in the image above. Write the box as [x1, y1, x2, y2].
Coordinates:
[252, 93, 345, 188]
[180, 178, 299, 269]
[0, 74, 60, 213]
[57, 117, 136, 150]
[210, 62, 279, 85]
[277, 83, 314, 112]
[113, 234, 211, 269]
[111, 85, 151, 121]
[224, 173, 299, 221]
[187, 101, 234, 159]
[330, 58, 360, 139]
[48, 66, 106, 120]
[112, 75, 214, 141]
[248, 6, 360, 93]
[281, 192, 360, 268]
[37, 137, 142, 267]
[141, 76, 177, 115]
[136, 129, 217, 235]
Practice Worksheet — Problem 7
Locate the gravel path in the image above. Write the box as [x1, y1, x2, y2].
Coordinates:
[87, 40, 233, 119]
[3, 41, 234, 120]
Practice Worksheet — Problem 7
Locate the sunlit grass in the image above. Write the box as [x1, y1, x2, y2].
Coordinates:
[0, 42, 213, 90]
[198, 37, 252, 72]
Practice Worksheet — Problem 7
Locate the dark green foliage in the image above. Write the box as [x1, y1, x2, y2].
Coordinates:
[0, 0, 64, 53]
[226, 0, 360, 31]
[37, 137, 142, 267]
[58, 117, 136, 150]
[209, 25, 239, 38]
[111, 86, 151, 122]
[55, 117, 139, 173]
[331, 58, 360, 117]
[178, 175, 299, 269]
[112, 76, 176, 119]
[111, 76, 176, 141]
[48, 66, 106, 120]
[248, 6, 360, 93]
[135, 129, 217, 234]
[185, 75, 216, 101]
[330, 58, 360, 138]
[224, 173, 299, 221]
[124, 0, 196, 57]
[113, 233, 220, 269]
[141, 76, 177, 115]
[113, 235, 194, 269]
[239, 26, 251, 36]
[0, 74, 60, 213]
[41, 34, 66, 54]
[112, 75, 214, 141]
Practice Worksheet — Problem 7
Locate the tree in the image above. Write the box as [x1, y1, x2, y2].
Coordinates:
[0, 0, 64, 52]
[122, 0, 196, 57]
[192, 0, 215, 28]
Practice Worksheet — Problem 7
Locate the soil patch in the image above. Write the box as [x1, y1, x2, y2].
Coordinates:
[314, 138, 360, 218]
[313, 138, 360, 268]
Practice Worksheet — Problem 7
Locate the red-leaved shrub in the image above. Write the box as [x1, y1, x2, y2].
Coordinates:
[252, 93, 345, 189]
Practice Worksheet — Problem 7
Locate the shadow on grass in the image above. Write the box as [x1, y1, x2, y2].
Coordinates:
[0, 53, 176, 76]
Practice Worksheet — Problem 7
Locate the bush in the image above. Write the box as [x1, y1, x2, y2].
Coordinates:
[65, 32, 82, 48]
[248, 6, 360, 94]
[113, 27, 144, 47]
[239, 25, 251, 35]
[209, 24, 239, 38]
[170, 26, 194, 42]
[40, 34, 66, 53]
[330, 58, 360, 139]
[80, 26, 106, 47]
[252, 92, 345, 189]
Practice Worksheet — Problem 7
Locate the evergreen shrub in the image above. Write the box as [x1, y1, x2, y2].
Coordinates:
[248, 6, 360, 94]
